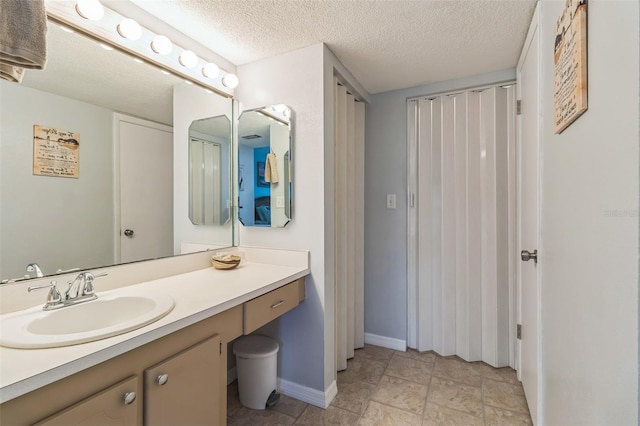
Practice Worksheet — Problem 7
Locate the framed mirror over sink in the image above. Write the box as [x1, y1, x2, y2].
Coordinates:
[0, 15, 235, 284]
[237, 105, 293, 228]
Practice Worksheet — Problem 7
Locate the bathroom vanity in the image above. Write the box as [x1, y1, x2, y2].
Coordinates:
[0, 249, 308, 425]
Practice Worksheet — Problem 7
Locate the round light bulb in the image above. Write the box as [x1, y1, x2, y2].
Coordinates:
[75, 0, 104, 21]
[117, 18, 142, 41]
[202, 63, 220, 79]
[179, 50, 198, 68]
[283, 108, 291, 118]
[151, 35, 172, 55]
[222, 73, 239, 89]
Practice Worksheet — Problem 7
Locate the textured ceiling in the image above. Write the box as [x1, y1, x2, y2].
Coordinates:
[130, 0, 537, 94]
[21, 0, 536, 126]
[23, 22, 181, 125]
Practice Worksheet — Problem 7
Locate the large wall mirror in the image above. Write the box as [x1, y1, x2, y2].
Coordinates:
[0, 20, 233, 283]
[189, 116, 232, 226]
[237, 105, 292, 228]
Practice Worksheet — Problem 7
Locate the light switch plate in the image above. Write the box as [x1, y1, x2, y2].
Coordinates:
[386, 194, 396, 209]
[276, 196, 285, 208]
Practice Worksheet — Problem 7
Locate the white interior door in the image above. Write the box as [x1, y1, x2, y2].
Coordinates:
[118, 116, 173, 263]
[517, 5, 541, 424]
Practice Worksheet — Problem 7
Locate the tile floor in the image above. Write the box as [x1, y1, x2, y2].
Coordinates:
[227, 344, 532, 425]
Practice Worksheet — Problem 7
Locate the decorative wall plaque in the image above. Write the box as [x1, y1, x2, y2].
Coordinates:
[554, 0, 588, 134]
[33, 125, 80, 178]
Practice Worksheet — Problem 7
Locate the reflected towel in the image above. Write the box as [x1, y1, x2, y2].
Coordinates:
[0, 63, 24, 82]
[265, 153, 279, 183]
[0, 0, 47, 79]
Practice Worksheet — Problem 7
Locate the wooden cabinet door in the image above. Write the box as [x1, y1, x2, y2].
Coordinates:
[143, 334, 223, 426]
[35, 376, 139, 426]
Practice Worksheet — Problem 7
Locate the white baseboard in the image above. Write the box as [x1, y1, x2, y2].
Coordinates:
[227, 367, 237, 385]
[229, 367, 336, 409]
[364, 333, 407, 352]
[277, 378, 337, 409]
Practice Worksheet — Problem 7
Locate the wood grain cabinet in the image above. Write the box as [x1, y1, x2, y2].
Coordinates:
[144, 334, 222, 426]
[35, 376, 139, 426]
[34, 336, 223, 426]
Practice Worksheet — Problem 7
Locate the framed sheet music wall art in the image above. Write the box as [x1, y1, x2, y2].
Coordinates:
[554, 0, 588, 134]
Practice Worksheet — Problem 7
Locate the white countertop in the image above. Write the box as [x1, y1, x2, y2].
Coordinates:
[0, 259, 309, 403]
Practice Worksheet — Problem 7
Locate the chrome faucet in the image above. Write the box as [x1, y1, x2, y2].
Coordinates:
[26, 263, 44, 278]
[28, 280, 62, 310]
[65, 272, 106, 300]
[28, 271, 107, 310]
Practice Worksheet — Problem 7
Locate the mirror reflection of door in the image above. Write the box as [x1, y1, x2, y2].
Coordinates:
[188, 116, 231, 226]
[190, 138, 222, 225]
[238, 105, 292, 228]
[119, 117, 173, 264]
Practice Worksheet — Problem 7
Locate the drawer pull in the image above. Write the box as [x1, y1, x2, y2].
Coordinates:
[270, 300, 285, 309]
[156, 374, 169, 385]
[123, 391, 137, 405]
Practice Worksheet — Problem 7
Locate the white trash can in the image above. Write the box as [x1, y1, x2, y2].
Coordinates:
[233, 335, 279, 410]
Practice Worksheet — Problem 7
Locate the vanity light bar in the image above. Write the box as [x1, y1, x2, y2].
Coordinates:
[44, 0, 238, 98]
[257, 109, 290, 126]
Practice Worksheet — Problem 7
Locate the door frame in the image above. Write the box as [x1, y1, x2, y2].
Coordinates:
[515, 2, 543, 422]
[113, 113, 173, 264]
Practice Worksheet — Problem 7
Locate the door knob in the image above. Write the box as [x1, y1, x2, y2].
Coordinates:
[521, 249, 538, 263]
[124, 229, 134, 237]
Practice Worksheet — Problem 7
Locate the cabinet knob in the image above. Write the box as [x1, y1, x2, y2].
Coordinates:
[156, 373, 169, 385]
[123, 391, 136, 405]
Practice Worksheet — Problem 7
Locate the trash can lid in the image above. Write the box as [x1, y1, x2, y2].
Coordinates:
[233, 335, 279, 358]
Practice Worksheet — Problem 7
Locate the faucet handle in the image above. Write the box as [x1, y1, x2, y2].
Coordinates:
[28, 280, 63, 309]
[83, 272, 107, 296]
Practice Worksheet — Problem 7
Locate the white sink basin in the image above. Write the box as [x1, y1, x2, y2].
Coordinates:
[0, 292, 175, 349]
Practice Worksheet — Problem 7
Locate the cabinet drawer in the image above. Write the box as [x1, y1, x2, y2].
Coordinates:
[244, 279, 304, 334]
[35, 376, 139, 426]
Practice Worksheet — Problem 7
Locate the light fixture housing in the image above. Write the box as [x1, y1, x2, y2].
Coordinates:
[151, 35, 172, 55]
[179, 50, 198, 68]
[222, 73, 239, 89]
[202, 63, 220, 79]
[75, 0, 104, 21]
[117, 18, 142, 41]
[47, 1, 238, 95]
